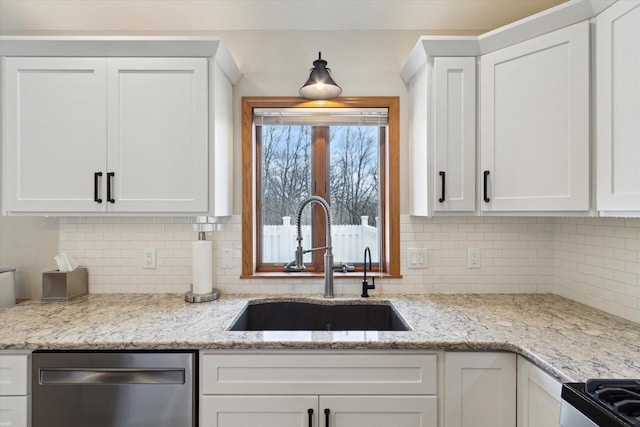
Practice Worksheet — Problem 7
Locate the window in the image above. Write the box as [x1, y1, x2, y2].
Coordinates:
[242, 97, 400, 278]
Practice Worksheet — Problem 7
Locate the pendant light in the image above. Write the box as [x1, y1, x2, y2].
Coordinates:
[299, 52, 342, 100]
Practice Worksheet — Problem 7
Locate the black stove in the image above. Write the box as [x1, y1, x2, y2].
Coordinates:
[561, 380, 640, 427]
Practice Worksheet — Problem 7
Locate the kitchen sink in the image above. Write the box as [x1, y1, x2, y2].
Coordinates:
[228, 300, 411, 331]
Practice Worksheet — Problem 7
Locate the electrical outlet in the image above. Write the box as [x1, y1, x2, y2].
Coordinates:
[467, 248, 480, 269]
[143, 248, 156, 269]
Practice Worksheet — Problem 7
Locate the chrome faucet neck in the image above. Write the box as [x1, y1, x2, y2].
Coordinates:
[284, 195, 334, 298]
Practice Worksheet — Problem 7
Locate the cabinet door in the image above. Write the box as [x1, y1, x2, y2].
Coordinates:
[0, 396, 30, 427]
[2, 57, 107, 213]
[201, 396, 317, 427]
[517, 356, 561, 427]
[596, 2, 640, 213]
[320, 396, 437, 427]
[433, 57, 476, 213]
[444, 352, 516, 427]
[0, 353, 31, 396]
[480, 21, 590, 212]
[106, 58, 208, 213]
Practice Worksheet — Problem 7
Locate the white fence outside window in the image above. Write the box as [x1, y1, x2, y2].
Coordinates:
[262, 216, 379, 264]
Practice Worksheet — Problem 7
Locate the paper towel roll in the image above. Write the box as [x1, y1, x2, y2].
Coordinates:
[192, 239, 212, 295]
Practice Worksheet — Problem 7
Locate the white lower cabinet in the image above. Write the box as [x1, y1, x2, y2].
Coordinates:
[202, 396, 317, 427]
[516, 356, 561, 427]
[202, 395, 436, 427]
[200, 351, 438, 427]
[0, 352, 32, 427]
[444, 352, 516, 427]
[200, 350, 563, 427]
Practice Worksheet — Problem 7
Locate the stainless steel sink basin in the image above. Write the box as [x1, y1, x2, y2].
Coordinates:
[229, 300, 411, 331]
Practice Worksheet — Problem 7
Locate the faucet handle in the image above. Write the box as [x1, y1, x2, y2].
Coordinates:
[334, 263, 355, 273]
[361, 277, 375, 298]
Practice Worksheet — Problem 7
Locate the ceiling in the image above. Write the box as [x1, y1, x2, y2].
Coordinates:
[0, 0, 569, 33]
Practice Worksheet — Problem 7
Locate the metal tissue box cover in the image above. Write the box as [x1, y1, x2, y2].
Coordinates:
[42, 267, 88, 301]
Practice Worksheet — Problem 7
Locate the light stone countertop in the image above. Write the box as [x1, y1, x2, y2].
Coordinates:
[1, 293, 638, 383]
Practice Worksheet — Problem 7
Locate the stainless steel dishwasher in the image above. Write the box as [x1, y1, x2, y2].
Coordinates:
[32, 351, 196, 427]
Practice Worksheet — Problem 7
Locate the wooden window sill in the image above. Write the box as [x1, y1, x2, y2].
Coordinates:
[240, 271, 402, 280]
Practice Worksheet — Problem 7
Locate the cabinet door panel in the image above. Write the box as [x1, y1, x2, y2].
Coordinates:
[444, 352, 516, 427]
[201, 396, 317, 427]
[107, 58, 208, 213]
[517, 356, 561, 427]
[0, 395, 30, 427]
[596, 2, 640, 212]
[480, 21, 589, 212]
[201, 352, 437, 395]
[433, 57, 476, 212]
[2, 57, 107, 213]
[0, 354, 31, 396]
[321, 396, 437, 427]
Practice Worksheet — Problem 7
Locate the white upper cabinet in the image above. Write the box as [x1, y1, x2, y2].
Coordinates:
[106, 58, 208, 213]
[480, 21, 590, 212]
[433, 57, 477, 213]
[2, 57, 108, 213]
[1, 37, 240, 216]
[406, 55, 476, 216]
[596, 1, 640, 214]
[403, 0, 614, 216]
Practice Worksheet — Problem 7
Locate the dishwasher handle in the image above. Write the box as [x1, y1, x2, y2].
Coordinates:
[39, 368, 185, 385]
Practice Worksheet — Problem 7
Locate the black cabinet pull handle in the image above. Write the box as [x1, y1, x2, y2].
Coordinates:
[439, 171, 446, 203]
[107, 172, 115, 203]
[94, 172, 103, 203]
[308, 408, 313, 427]
[483, 170, 490, 203]
[324, 408, 330, 427]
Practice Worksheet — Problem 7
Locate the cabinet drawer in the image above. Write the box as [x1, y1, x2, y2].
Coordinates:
[201, 352, 437, 395]
[0, 395, 31, 427]
[0, 354, 31, 396]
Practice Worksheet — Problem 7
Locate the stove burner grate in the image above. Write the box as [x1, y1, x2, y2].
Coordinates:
[586, 380, 640, 427]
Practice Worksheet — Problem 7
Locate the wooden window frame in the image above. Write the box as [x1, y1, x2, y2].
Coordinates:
[242, 96, 400, 279]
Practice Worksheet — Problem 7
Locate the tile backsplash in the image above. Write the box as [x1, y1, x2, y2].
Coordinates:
[553, 217, 640, 324]
[56, 215, 640, 323]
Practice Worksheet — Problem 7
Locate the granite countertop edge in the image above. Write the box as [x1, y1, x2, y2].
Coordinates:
[1, 293, 638, 383]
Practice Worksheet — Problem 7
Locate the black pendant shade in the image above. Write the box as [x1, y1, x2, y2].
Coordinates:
[299, 52, 342, 100]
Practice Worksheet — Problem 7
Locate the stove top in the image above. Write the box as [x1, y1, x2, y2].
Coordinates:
[562, 380, 640, 427]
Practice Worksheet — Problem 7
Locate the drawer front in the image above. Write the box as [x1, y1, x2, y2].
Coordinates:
[0, 395, 31, 427]
[0, 354, 31, 396]
[201, 352, 437, 395]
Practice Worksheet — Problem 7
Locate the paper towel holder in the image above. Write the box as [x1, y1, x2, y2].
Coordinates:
[185, 231, 220, 303]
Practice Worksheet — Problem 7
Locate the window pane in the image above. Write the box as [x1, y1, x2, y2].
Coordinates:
[329, 126, 380, 264]
[259, 125, 312, 264]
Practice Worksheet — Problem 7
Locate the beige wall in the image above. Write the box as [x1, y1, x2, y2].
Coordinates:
[0, 217, 58, 298]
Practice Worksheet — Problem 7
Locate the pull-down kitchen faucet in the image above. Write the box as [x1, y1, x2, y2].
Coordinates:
[284, 195, 334, 298]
